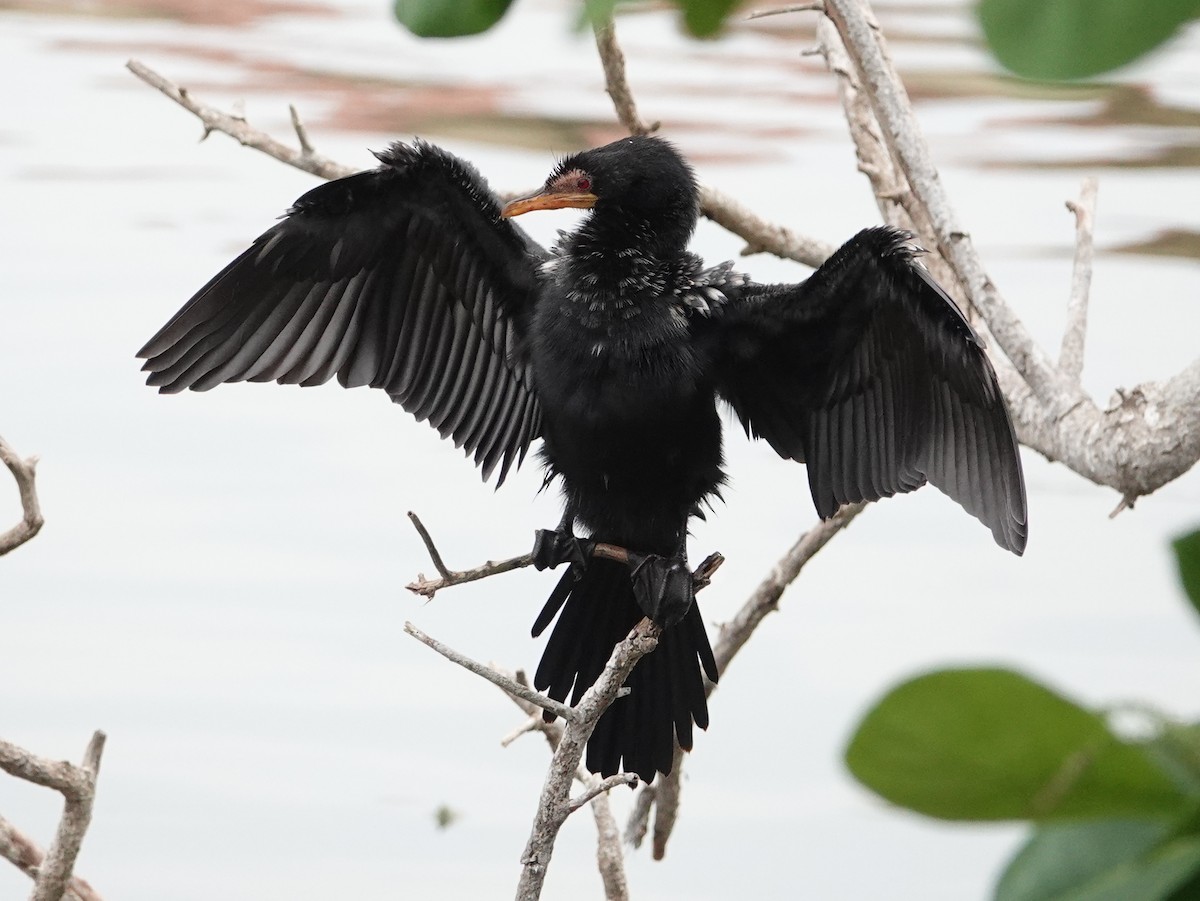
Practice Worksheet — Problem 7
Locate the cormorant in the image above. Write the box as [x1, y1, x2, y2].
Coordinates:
[138, 135, 1027, 782]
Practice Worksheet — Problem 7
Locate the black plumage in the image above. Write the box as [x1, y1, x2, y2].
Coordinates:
[138, 135, 1027, 782]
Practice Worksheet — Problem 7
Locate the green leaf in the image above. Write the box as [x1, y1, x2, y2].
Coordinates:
[977, 0, 1200, 80]
[997, 834, 1200, 901]
[679, 0, 741, 37]
[845, 668, 1186, 821]
[1172, 528, 1200, 620]
[1149, 723, 1200, 798]
[394, 0, 517, 38]
[582, 0, 622, 28]
[996, 819, 1172, 901]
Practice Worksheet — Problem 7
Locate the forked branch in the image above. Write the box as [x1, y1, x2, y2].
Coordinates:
[0, 731, 107, 901]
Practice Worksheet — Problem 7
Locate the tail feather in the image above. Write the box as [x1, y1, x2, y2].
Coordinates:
[532, 558, 717, 781]
[531, 572, 574, 637]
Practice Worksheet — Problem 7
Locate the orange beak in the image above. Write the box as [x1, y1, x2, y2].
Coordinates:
[501, 189, 598, 219]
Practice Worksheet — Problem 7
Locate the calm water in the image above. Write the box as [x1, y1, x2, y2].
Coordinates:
[2, 1, 1199, 898]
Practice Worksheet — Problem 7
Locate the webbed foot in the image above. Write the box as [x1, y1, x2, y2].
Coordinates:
[532, 528, 595, 572]
[627, 553, 694, 628]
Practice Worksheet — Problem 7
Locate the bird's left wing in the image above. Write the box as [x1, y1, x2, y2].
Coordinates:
[138, 141, 544, 484]
[699, 226, 1027, 553]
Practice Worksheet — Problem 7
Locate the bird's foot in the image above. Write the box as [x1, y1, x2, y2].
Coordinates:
[531, 528, 594, 572]
[627, 553, 693, 628]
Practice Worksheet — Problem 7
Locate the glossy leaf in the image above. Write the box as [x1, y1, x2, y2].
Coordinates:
[846, 668, 1186, 821]
[1173, 528, 1200, 620]
[679, 0, 741, 37]
[1149, 724, 1200, 798]
[977, 0, 1200, 80]
[996, 818, 1172, 900]
[394, 0, 516, 37]
[997, 834, 1200, 901]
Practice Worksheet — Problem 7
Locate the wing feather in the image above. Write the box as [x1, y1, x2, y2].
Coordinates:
[139, 140, 545, 485]
[704, 225, 1027, 554]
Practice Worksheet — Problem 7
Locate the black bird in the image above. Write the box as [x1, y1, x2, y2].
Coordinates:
[138, 136, 1026, 782]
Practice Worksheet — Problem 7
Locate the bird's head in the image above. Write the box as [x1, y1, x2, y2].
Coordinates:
[502, 136, 699, 253]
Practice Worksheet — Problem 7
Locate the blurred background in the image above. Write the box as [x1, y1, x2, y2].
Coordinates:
[2, 0, 1198, 897]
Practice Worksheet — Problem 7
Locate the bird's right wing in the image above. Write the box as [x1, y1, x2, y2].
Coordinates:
[700, 226, 1027, 554]
[138, 141, 544, 485]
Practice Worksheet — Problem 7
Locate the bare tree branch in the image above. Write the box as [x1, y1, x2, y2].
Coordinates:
[495, 671, 630, 900]
[1060, 177, 1098, 382]
[405, 511, 723, 599]
[822, 0, 1074, 409]
[288, 103, 315, 157]
[587, 776, 629, 901]
[0, 739, 95, 798]
[125, 60, 354, 181]
[516, 617, 660, 900]
[0, 815, 103, 901]
[698, 184, 835, 267]
[0, 436, 44, 556]
[713, 503, 866, 673]
[404, 512, 626, 598]
[632, 502, 867, 857]
[820, 0, 1200, 505]
[568, 773, 639, 813]
[403, 622, 577, 721]
[1, 732, 106, 901]
[589, 18, 834, 269]
[747, 3, 825, 20]
[592, 17, 655, 136]
[623, 782, 654, 848]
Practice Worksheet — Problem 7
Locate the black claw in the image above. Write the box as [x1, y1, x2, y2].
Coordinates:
[627, 553, 694, 627]
[532, 528, 594, 571]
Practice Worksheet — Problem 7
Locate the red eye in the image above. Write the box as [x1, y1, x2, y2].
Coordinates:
[578, 177, 591, 191]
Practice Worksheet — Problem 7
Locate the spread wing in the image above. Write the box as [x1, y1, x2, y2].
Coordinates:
[702, 226, 1027, 554]
[137, 140, 544, 485]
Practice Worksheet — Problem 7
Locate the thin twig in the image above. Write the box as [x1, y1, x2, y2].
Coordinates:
[699, 185, 835, 268]
[747, 3, 824, 20]
[0, 435, 43, 556]
[125, 60, 354, 181]
[403, 622, 577, 721]
[404, 511, 535, 596]
[591, 17, 655, 135]
[288, 103, 315, 157]
[713, 503, 866, 673]
[567, 773, 639, 813]
[500, 715, 547, 748]
[1060, 177, 1098, 383]
[405, 512, 721, 598]
[406, 511, 454, 580]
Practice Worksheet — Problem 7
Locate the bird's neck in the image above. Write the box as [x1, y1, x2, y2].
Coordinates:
[560, 206, 693, 292]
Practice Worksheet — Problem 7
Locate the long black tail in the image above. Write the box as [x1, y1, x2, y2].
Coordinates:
[532, 558, 719, 781]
